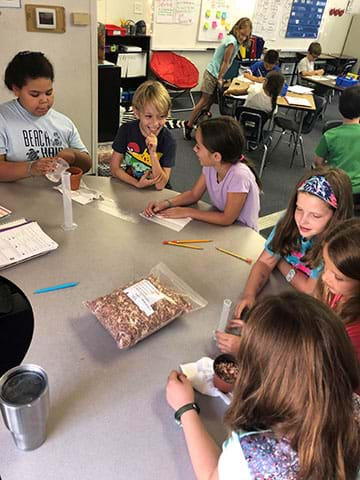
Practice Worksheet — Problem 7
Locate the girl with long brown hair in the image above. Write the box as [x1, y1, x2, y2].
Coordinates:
[166, 292, 360, 479]
[316, 218, 360, 363]
[217, 166, 353, 354]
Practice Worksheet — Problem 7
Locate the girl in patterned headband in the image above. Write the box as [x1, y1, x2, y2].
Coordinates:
[216, 166, 353, 355]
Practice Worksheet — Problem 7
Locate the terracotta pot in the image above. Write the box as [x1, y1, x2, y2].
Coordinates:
[67, 167, 83, 190]
[213, 353, 239, 393]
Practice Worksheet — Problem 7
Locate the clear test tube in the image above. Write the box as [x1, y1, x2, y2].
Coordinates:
[61, 171, 77, 231]
[217, 298, 232, 332]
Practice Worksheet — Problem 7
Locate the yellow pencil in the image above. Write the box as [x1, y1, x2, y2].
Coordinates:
[165, 241, 203, 250]
[215, 246, 252, 264]
[163, 239, 212, 244]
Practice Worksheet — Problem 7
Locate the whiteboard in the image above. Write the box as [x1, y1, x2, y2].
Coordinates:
[151, 0, 349, 51]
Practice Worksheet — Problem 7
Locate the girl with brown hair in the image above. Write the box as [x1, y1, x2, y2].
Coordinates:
[317, 217, 360, 363]
[217, 167, 353, 354]
[166, 292, 360, 479]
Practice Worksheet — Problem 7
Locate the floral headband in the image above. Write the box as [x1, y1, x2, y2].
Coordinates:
[298, 175, 338, 209]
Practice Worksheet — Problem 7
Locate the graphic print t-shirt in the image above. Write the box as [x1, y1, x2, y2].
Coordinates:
[112, 120, 176, 179]
[0, 99, 87, 161]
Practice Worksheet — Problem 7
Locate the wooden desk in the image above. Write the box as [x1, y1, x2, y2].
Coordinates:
[277, 92, 315, 111]
[0, 177, 288, 480]
[299, 74, 344, 93]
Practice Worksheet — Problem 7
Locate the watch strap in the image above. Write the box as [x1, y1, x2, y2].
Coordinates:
[174, 402, 200, 426]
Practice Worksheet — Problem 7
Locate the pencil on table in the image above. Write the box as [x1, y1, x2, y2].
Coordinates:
[165, 241, 203, 250]
[215, 246, 252, 264]
[162, 239, 212, 244]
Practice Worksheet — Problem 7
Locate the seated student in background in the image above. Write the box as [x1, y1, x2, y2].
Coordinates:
[216, 167, 353, 354]
[184, 17, 252, 140]
[111, 80, 175, 190]
[316, 218, 360, 365]
[244, 49, 280, 83]
[0, 51, 91, 182]
[297, 41, 324, 79]
[166, 292, 360, 480]
[144, 116, 260, 230]
[244, 70, 285, 114]
[314, 85, 360, 209]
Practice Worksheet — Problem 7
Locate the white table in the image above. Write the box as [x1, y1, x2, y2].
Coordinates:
[0, 176, 288, 479]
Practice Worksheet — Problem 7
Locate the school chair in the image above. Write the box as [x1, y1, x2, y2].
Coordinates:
[149, 51, 199, 112]
[0, 277, 34, 376]
[322, 119, 342, 133]
[269, 96, 326, 168]
[235, 106, 273, 178]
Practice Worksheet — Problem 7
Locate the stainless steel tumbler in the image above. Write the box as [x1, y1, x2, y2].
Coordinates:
[0, 364, 49, 450]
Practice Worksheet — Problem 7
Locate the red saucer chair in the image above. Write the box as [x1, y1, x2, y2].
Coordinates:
[150, 51, 199, 112]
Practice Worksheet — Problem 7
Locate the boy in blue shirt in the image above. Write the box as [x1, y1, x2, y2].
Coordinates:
[111, 80, 176, 190]
[244, 50, 280, 83]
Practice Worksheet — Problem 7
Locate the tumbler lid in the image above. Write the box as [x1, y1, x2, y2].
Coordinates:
[0, 364, 47, 406]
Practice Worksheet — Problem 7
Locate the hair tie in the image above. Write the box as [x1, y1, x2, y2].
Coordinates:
[239, 155, 245, 162]
[298, 175, 337, 209]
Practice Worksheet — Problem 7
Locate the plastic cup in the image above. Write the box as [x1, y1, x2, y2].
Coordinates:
[45, 158, 69, 183]
[0, 364, 49, 451]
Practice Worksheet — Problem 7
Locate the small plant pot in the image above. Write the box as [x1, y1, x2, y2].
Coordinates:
[213, 353, 239, 393]
[67, 167, 83, 190]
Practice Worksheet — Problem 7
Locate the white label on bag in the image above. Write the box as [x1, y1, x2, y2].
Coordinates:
[124, 279, 165, 316]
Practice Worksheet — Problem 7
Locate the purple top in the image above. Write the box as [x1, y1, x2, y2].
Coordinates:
[203, 162, 260, 231]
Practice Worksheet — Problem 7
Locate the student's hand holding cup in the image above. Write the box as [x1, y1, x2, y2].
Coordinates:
[235, 295, 255, 319]
[31, 157, 57, 176]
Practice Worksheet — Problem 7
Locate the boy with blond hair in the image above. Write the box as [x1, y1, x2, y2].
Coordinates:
[111, 80, 175, 189]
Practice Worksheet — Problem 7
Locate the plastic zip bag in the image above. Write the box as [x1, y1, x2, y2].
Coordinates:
[85, 262, 207, 349]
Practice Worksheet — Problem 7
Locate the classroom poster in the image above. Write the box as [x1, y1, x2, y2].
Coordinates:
[197, 0, 234, 42]
[286, 0, 327, 38]
[155, 0, 197, 24]
[252, 0, 284, 41]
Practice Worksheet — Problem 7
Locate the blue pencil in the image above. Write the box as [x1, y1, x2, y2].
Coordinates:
[34, 282, 79, 294]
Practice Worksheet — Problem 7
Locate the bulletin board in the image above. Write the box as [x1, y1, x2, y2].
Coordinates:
[151, 0, 339, 51]
[286, 0, 327, 38]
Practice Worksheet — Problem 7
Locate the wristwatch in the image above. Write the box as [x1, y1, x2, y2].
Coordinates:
[286, 268, 296, 283]
[174, 402, 200, 426]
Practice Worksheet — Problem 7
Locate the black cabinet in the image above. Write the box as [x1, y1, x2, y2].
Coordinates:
[105, 35, 151, 91]
[98, 64, 121, 142]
